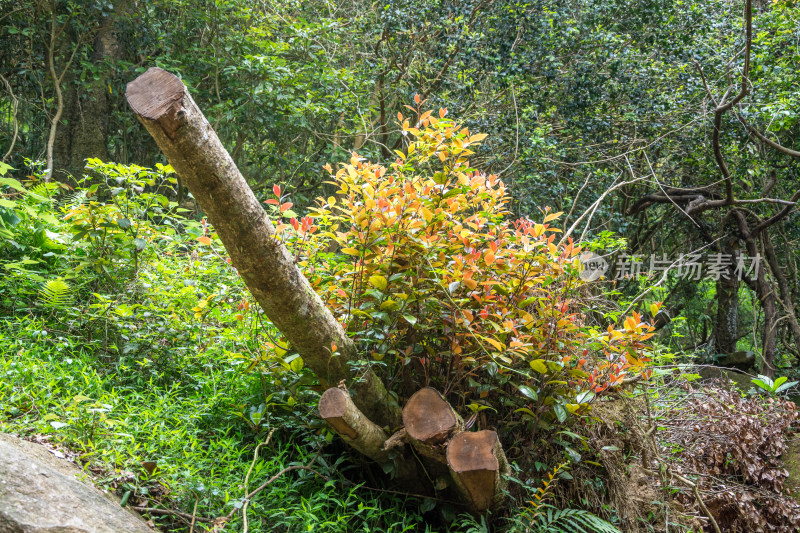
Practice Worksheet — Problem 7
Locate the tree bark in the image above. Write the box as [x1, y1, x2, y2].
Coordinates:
[126, 67, 400, 427]
[714, 236, 739, 355]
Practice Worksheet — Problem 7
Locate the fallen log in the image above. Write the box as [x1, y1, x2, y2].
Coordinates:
[446, 430, 509, 513]
[125, 67, 400, 428]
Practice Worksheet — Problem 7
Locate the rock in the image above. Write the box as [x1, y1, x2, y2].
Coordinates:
[0, 432, 154, 533]
[698, 366, 754, 390]
[714, 350, 755, 371]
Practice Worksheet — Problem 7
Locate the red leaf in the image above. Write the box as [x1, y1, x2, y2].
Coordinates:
[273, 184, 281, 197]
[265, 199, 279, 205]
[280, 202, 293, 213]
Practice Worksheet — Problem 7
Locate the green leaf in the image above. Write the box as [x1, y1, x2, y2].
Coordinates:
[0, 177, 25, 192]
[518, 384, 538, 401]
[751, 378, 770, 391]
[553, 403, 568, 423]
[402, 314, 417, 325]
[775, 381, 798, 393]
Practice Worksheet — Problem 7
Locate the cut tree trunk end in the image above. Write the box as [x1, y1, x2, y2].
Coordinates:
[402, 387, 463, 464]
[319, 387, 423, 485]
[125, 67, 400, 427]
[446, 430, 510, 513]
[319, 387, 390, 463]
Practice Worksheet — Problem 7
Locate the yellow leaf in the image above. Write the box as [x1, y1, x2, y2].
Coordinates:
[468, 133, 488, 144]
[625, 352, 643, 367]
[380, 299, 399, 311]
[543, 211, 563, 223]
[529, 359, 548, 373]
[341, 247, 361, 256]
[369, 275, 388, 291]
[483, 336, 505, 352]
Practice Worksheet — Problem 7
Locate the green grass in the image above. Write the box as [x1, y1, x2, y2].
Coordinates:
[0, 315, 461, 532]
[0, 224, 483, 532]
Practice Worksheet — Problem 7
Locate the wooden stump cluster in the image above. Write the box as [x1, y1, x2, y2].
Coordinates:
[320, 386, 509, 513]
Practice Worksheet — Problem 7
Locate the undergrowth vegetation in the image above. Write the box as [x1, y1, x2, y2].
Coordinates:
[1, 113, 799, 532]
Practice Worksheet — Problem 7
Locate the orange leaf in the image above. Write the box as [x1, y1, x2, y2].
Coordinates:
[197, 236, 212, 245]
[273, 184, 281, 197]
[484, 250, 496, 265]
[280, 202, 293, 213]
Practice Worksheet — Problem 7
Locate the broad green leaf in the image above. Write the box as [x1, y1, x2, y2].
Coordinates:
[402, 314, 417, 325]
[553, 403, 568, 423]
[518, 385, 538, 401]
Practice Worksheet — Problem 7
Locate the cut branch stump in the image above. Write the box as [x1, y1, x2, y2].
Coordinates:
[446, 430, 509, 513]
[319, 387, 390, 463]
[402, 387, 463, 464]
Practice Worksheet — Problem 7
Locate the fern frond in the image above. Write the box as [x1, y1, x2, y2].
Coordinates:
[518, 505, 621, 533]
[29, 183, 51, 198]
[40, 278, 73, 308]
[60, 189, 88, 209]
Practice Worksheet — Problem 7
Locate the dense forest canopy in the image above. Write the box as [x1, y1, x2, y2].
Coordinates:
[1, 0, 800, 532]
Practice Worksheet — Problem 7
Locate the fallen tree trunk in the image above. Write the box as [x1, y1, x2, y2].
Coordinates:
[125, 67, 400, 428]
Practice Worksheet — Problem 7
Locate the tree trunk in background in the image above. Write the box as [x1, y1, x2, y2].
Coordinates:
[126, 67, 401, 428]
[53, 6, 126, 180]
[763, 229, 800, 354]
[714, 236, 739, 355]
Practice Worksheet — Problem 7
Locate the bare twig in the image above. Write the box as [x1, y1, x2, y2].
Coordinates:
[559, 172, 643, 245]
[669, 470, 723, 533]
